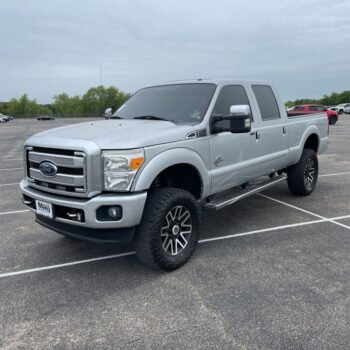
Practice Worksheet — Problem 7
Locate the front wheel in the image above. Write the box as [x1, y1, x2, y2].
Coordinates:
[134, 188, 200, 271]
[287, 148, 319, 196]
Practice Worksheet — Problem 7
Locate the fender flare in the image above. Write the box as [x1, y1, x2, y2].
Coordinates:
[291, 125, 321, 164]
[132, 148, 211, 198]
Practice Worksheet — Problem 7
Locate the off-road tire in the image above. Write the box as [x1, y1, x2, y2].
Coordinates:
[287, 148, 318, 196]
[329, 116, 337, 125]
[134, 188, 200, 271]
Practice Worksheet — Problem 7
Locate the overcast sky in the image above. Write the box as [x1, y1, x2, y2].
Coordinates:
[1, 0, 349, 103]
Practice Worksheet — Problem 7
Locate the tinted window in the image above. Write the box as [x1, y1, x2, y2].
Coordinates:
[294, 106, 305, 111]
[252, 85, 280, 120]
[114, 83, 216, 124]
[212, 85, 252, 120]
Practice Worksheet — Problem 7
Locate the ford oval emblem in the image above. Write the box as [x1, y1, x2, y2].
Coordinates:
[39, 161, 58, 177]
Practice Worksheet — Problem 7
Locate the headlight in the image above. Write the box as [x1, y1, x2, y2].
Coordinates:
[103, 149, 145, 191]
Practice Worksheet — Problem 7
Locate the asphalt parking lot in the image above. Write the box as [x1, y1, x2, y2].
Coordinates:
[0, 117, 350, 349]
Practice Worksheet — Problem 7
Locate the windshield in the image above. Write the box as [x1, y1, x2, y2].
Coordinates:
[113, 83, 216, 124]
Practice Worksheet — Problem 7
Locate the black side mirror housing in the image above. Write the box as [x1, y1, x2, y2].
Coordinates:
[211, 104, 252, 134]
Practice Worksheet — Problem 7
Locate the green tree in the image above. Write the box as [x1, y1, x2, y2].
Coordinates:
[6, 95, 51, 118]
[81, 86, 130, 117]
[52, 93, 84, 117]
[287, 90, 350, 107]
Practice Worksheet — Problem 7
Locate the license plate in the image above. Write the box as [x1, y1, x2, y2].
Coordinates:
[36, 200, 53, 219]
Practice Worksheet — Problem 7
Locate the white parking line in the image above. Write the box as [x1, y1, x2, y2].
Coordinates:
[319, 172, 350, 177]
[199, 219, 325, 243]
[1, 158, 23, 161]
[0, 168, 23, 171]
[319, 154, 337, 157]
[0, 209, 30, 216]
[1, 214, 350, 279]
[0, 183, 19, 187]
[0, 252, 136, 278]
[258, 194, 350, 230]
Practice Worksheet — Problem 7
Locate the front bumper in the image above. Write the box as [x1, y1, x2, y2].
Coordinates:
[20, 179, 147, 230]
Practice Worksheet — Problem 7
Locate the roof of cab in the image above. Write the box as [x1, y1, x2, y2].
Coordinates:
[145, 78, 272, 88]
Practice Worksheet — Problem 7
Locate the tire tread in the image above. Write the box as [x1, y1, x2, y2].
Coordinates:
[287, 148, 318, 196]
[134, 188, 200, 271]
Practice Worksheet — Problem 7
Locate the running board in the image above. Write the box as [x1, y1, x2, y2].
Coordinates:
[205, 175, 286, 210]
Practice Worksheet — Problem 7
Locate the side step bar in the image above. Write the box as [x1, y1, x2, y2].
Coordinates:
[204, 175, 286, 210]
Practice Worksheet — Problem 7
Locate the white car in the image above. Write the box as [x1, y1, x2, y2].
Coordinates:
[344, 104, 350, 114]
[328, 106, 337, 111]
[335, 103, 350, 114]
[0, 116, 8, 123]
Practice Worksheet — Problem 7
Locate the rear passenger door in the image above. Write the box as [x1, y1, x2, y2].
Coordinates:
[250, 85, 290, 174]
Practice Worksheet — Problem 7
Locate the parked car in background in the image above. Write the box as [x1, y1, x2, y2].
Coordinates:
[328, 106, 337, 111]
[37, 116, 55, 121]
[287, 104, 338, 125]
[334, 103, 350, 114]
[6, 115, 14, 120]
[0, 113, 9, 122]
[343, 104, 350, 114]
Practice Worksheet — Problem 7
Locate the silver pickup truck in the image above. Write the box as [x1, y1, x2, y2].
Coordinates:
[20, 79, 328, 270]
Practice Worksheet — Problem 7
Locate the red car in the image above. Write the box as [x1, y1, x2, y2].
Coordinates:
[287, 104, 338, 125]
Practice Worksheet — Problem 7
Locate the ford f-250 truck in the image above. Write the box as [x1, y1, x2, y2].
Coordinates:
[20, 80, 328, 271]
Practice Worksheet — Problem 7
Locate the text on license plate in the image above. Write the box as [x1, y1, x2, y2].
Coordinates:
[36, 200, 53, 219]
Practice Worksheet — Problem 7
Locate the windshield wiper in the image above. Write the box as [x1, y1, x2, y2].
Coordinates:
[111, 115, 123, 119]
[133, 115, 169, 121]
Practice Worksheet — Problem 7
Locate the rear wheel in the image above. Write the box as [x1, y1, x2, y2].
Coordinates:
[329, 116, 337, 125]
[339, 109, 343, 114]
[287, 148, 318, 196]
[134, 188, 200, 271]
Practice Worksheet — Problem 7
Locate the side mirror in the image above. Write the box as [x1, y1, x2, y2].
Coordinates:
[211, 105, 252, 134]
[104, 108, 112, 119]
[230, 105, 251, 116]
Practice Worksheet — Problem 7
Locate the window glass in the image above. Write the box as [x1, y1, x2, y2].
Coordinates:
[212, 85, 252, 119]
[294, 106, 305, 111]
[252, 85, 281, 120]
[114, 83, 216, 124]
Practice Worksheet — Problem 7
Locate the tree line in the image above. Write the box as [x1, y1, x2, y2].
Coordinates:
[0, 86, 131, 118]
[1, 86, 350, 118]
[285, 90, 350, 107]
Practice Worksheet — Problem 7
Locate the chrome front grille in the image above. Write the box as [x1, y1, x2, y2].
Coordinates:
[26, 147, 87, 196]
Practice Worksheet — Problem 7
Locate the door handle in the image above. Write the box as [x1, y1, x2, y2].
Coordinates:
[283, 126, 287, 135]
[250, 131, 260, 140]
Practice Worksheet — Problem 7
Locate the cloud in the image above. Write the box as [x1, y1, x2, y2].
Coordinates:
[0, 0, 349, 102]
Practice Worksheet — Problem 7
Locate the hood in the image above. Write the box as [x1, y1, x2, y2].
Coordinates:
[32, 119, 196, 149]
